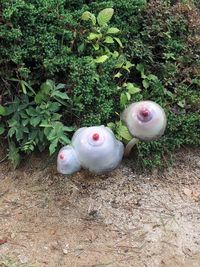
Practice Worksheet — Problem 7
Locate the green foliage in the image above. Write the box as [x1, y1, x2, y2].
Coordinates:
[0, 0, 199, 169]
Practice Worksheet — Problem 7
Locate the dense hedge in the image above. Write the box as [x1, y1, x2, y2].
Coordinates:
[0, 0, 199, 168]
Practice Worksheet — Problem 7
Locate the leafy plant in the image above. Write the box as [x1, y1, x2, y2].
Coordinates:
[0, 0, 199, 169]
[1, 80, 74, 168]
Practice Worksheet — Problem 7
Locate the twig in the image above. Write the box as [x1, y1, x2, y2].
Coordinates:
[0, 155, 8, 164]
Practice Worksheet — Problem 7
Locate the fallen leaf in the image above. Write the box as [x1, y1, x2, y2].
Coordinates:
[0, 237, 8, 245]
[183, 188, 193, 197]
[183, 188, 199, 200]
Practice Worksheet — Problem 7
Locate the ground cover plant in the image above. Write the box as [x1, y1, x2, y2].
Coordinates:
[0, 0, 199, 169]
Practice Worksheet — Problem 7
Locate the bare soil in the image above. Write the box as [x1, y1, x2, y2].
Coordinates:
[0, 148, 200, 267]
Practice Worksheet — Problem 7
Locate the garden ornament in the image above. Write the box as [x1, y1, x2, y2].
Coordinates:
[57, 145, 81, 175]
[57, 126, 124, 175]
[57, 101, 166, 175]
[122, 100, 167, 156]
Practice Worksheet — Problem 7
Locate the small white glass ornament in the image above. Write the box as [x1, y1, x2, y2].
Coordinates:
[57, 145, 81, 175]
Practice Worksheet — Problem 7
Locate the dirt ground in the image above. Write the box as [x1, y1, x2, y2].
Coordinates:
[0, 148, 200, 267]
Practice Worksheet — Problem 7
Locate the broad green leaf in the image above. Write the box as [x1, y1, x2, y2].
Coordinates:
[97, 8, 114, 26]
[178, 100, 186, 108]
[49, 138, 58, 155]
[0, 105, 6, 116]
[81, 11, 92, 21]
[87, 33, 100, 40]
[26, 107, 38, 116]
[56, 83, 66, 90]
[123, 61, 134, 71]
[92, 43, 100, 50]
[115, 55, 126, 68]
[107, 27, 120, 34]
[40, 80, 54, 94]
[126, 92, 131, 101]
[142, 79, 149, 89]
[147, 74, 158, 81]
[51, 91, 69, 100]
[63, 126, 74, 132]
[78, 43, 85, 53]
[114, 37, 123, 48]
[0, 127, 5, 135]
[136, 63, 145, 74]
[126, 83, 141, 94]
[60, 135, 71, 144]
[117, 125, 132, 141]
[81, 11, 96, 25]
[94, 55, 108, 63]
[104, 36, 114, 44]
[114, 72, 122, 78]
[120, 93, 127, 107]
[112, 51, 119, 58]
[30, 116, 41, 127]
[35, 80, 53, 104]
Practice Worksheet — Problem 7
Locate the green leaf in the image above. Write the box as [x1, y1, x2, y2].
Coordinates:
[78, 43, 85, 53]
[51, 91, 69, 100]
[94, 55, 108, 63]
[126, 92, 131, 101]
[120, 93, 127, 108]
[112, 51, 119, 58]
[63, 126, 74, 132]
[97, 8, 114, 26]
[178, 100, 186, 108]
[82, 11, 92, 21]
[123, 61, 134, 72]
[107, 27, 120, 34]
[117, 124, 132, 141]
[87, 33, 100, 41]
[114, 72, 122, 78]
[107, 122, 115, 130]
[8, 141, 20, 169]
[147, 74, 157, 81]
[114, 37, 123, 48]
[60, 135, 71, 144]
[126, 83, 141, 94]
[0, 126, 5, 135]
[142, 79, 149, 89]
[49, 138, 58, 155]
[104, 36, 114, 44]
[30, 116, 41, 127]
[20, 81, 27, 94]
[92, 43, 100, 50]
[0, 105, 6, 116]
[136, 63, 145, 74]
[35, 80, 53, 104]
[81, 11, 96, 25]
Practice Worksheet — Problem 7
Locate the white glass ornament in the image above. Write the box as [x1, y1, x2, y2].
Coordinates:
[57, 145, 81, 174]
[71, 126, 124, 174]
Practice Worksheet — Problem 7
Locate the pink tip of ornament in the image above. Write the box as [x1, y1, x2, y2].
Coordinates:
[59, 153, 65, 160]
[92, 133, 100, 141]
[140, 108, 149, 118]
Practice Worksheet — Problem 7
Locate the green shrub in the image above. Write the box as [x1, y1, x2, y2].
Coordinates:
[0, 0, 199, 169]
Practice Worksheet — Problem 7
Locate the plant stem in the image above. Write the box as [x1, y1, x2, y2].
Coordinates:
[124, 138, 139, 157]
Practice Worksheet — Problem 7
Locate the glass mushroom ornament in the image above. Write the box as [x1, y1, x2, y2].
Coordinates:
[57, 126, 124, 175]
[121, 100, 167, 156]
[57, 101, 167, 175]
